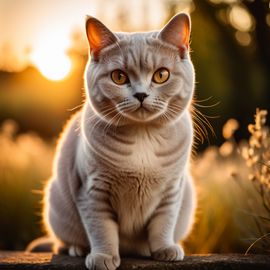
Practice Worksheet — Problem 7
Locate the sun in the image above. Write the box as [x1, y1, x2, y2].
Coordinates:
[31, 50, 71, 81]
[30, 33, 72, 81]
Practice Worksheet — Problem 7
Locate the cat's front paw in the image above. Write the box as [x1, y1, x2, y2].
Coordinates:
[152, 244, 184, 261]
[85, 253, 120, 270]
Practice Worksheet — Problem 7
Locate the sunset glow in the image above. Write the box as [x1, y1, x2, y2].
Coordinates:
[31, 49, 72, 81]
[30, 33, 72, 81]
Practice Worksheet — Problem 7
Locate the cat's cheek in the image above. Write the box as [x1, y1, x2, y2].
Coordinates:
[177, 80, 192, 100]
[95, 94, 104, 103]
[99, 84, 125, 100]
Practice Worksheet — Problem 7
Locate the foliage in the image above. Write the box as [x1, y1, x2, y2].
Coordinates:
[0, 120, 54, 250]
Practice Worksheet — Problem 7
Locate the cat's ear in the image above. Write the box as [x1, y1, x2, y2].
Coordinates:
[158, 13, 191, 58]
[85, 16, 117, 60]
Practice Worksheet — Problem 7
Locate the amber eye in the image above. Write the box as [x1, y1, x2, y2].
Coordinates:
[152, 68, 170, 84]
[111, 70, 129, 85]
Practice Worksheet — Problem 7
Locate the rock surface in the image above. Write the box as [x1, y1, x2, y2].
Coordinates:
[0, 252, 270, 270]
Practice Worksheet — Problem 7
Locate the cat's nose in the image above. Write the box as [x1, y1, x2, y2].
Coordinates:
[133, 93, 149, 103]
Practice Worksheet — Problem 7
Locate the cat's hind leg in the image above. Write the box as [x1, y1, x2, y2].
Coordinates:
[174, 174, 196, 242]
[69, 245, 89, 257]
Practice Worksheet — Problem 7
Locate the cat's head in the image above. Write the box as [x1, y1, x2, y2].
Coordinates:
[84, 13, 195, 125]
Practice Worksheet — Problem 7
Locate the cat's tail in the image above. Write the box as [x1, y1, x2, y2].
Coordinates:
[26, 236, 53, 252]
[26, 236, 70, 254]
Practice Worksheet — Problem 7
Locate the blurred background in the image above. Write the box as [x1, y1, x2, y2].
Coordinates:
[0, 0, 270, 254]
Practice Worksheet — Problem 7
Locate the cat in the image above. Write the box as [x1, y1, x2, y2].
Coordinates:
[43, 12, 196, 270]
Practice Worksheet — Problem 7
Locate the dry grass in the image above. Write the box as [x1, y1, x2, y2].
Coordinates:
[241, 109, 270, 253]
[185, 145, 253, 253]
[0, 120, 54, 249]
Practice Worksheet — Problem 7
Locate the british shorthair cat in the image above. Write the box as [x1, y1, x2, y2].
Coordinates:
[43, 13, 196, 270]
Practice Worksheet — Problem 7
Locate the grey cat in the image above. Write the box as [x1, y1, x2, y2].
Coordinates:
[43, 13, 196, 270]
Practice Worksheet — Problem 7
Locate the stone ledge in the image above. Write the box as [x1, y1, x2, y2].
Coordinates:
[0, 252, 270, 270]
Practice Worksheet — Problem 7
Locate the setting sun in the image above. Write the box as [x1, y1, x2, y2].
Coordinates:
[33, 52, 71, 81]
[30, 32, 72, 81]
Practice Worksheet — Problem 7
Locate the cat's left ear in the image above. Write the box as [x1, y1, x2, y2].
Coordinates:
[158, 13, 191, 58]
[85, 15, 117, 60]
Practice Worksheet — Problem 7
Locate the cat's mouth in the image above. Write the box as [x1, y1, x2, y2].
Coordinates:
[119, 103, 164, 123]
[126, 105, 151, 120]
[135, 104, 151, 113]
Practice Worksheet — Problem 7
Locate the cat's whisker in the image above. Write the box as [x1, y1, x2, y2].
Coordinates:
[189, 96, 218, 144]
[192, 116, 209, 143]
[85, 105, 114, 122]
[162, 112, 172, 123]
[191, 106, 216, 143]
[100, 102, 132, 134]
[193, 101, 220, 109]
[102, 111, 123, 135]
[88, 107, 118, 137]
[117, 102, 138, 113]
[67, 104, 84, 112]
[85, 108, 114, 130]
[193, 96, 214, 103]
[151, 97, 166, 112]
[168, 103, 185, 110]
[152, 105, 164, 112]
[112, 113, 124, 135]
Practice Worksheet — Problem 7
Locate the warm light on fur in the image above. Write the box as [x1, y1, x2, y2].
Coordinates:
[43, 13, 196, 270]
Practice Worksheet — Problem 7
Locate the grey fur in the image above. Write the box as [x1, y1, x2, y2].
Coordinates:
[44, 13, 196, 270]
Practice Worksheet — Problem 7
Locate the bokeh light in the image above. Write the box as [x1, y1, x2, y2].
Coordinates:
[229, 5, 253, 32]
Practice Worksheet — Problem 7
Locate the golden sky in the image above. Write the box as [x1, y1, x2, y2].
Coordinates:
[0, 0, 193, 80]
[0, 0, 98, 69]
[0, 0, 182, 70]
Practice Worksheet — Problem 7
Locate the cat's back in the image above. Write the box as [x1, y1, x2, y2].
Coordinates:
[55, 111, 81, 169]
[49, 111, 83, 199]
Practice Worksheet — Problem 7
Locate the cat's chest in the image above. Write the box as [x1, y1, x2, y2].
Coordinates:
[110, 129, 182, 168]
[89, 123, 190, 174]
[90, 127, 188, 235]
[112, 168, 165, 235]
[119, 129, 187, 173]
[128, 134, 162, 169]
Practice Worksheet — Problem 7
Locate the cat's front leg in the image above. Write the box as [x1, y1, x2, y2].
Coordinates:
[148, 185, 184, 262]
[77, 181, 120, 270]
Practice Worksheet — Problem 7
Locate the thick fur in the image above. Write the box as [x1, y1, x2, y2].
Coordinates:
[43, 13, 196, 270]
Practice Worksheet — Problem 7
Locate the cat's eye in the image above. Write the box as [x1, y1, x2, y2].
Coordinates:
[152, 68, 170, 84]
[111, 70, 129, 85]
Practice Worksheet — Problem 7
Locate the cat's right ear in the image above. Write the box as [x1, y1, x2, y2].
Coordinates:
[85, 16, 117, 61]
